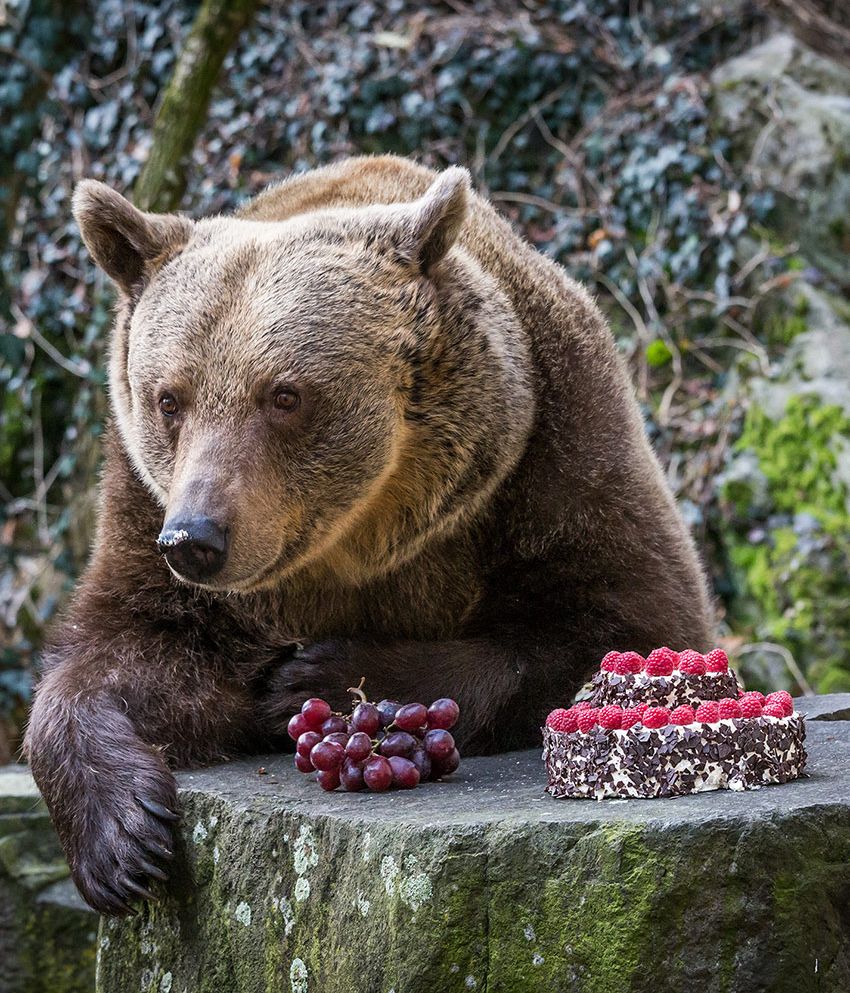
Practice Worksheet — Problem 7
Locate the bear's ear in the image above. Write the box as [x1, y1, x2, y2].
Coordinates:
[389, 166, 471, 275]
[72, 180, 193, 294]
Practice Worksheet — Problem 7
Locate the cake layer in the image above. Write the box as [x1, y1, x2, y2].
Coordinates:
[543, 714, 806, 800]
[589, 669, 741, 710]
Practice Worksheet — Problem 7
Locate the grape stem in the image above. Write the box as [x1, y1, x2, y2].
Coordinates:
[347, 676, 368, 706]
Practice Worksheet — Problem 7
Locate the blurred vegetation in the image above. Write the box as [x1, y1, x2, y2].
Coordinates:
[2, 0, 849, 754]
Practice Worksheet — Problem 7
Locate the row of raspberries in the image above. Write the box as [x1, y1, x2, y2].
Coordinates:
[600, 647, 729, 676]
[545, 691, 794, 733]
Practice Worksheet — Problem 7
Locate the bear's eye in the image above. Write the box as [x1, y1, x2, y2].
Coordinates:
[159, 393, 179, 417]
[273, 387, 300, 412]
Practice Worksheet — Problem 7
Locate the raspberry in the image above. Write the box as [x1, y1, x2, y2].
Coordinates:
[573, 701, 593, 711]
[695, 701, 719, 722]
[679, 650, 707, 675]
[741, 690, 765, 706]
[718, 697, 742, 720]
[645, 646, 678, 676]
[601, 651, 622, 672]
[598, 705, 623, 729]
[763, 703, 786, 719]
[739, 696, 763, 719]
[642, 707, 670, 729]
[620, 651, 645, 674]
[705, 648, 729, 672]
[766, 691, 794, 716]
[670, 705, 697, 725]
[620, 708, 643, 729]
[577, 708, 600, 733]
[546, 708, 577, 732]
[633, 703, 649, 716]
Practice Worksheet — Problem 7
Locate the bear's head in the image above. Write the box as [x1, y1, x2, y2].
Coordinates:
[73, 168, 533, 592]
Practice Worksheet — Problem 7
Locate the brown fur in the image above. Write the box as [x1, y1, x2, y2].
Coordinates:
[25, 155, 713, 915]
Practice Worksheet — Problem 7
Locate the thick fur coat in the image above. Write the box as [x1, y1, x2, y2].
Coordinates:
[25, 156, 713, 914]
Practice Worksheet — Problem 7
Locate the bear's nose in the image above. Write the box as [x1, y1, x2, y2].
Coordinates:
[157, 516, 229, 582]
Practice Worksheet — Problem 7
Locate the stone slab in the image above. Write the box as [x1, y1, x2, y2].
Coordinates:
[97, 708, 850, 993]
[795, 692, 850, 722]
[0, 764, 46, 816]
[0, 763, 97, 993]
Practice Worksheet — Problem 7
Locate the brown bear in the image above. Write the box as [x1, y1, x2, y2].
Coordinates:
[25, 155, 713, 915]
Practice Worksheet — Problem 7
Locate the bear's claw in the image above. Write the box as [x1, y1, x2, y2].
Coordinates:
[144, 839, 174, 861]
[120, 875, 158, 902]
[63, 764, 180, 916]
[136, 796, 179, 822]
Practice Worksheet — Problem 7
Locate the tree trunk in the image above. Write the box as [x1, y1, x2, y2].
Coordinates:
[133, 0, 261, 213]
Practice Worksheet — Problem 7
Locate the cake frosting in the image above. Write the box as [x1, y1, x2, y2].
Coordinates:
[589, 669, 741, 710]
[543, 647, 807, 800]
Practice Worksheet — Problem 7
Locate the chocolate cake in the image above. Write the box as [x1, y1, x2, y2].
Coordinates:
[543, 648, 807, 800]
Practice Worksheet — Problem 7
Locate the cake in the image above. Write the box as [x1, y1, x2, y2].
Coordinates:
[543, 647, 807, 800]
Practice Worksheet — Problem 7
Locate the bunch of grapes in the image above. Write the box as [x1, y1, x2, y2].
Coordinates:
[286, 685, 461, 792]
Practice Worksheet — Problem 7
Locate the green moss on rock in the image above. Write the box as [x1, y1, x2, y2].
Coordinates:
[722, 395, 850, 692]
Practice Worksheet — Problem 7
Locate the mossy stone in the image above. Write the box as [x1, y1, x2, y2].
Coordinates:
[0, 764, 97, 993]
[97, 714, 850, 993]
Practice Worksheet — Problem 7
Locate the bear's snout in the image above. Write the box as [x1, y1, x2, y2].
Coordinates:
[157, 516, 230, 583]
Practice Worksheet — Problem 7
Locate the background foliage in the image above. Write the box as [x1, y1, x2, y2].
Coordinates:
[2, 0, 849, 756]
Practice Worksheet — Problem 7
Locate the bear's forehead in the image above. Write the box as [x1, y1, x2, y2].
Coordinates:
[142, 225, 353, 316]
[126, 222, 408, 386]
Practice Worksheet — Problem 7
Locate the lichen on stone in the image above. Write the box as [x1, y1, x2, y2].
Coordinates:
[294, 876, 310, 902]
[292, 825, 319, 877]
[379, 855, 400, 896]
[397, 855, 433, 913]
[289, 957, 308, 993]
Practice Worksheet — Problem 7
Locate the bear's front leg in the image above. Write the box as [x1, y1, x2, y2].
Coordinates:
[26, 667, 179, 914]
[25, 595, 261, 915]
[262, 635, 560, 753]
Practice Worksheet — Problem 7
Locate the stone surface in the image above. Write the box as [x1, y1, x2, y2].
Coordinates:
[796, 692, 850, 721]
[97, 700, 850, 993]
[712, 33, 850, 286]
[749, 284, 850, 426]
[0, 764, 97, 993]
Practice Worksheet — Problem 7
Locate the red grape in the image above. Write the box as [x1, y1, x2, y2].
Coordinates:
[351, 703, 381, 737]
[388, 756, 420, 789]
[317, 768, 340, 791]
[340, 758, 365, 792]
[427, 698, 459, 730]
[363, 755, 393, 792]
[301, 698, 332, 728]
[321, 716, 349, 736]
[379, 731, 417, 758]
[377, 699, 401, 727]
[433, 747, 460, 778]
[294, 753, 314, 774]
[310, 740, 345, 772]
[424, 729, 455, 761]
[394, 703, 428, 732]
[345, 732, 373, 762]
[289, 690, 461, 794]
[287, 713, 310, 741]
[296, 731, 322, 758]
[323, 732, 350, 748]
[410, 748, 432, 781]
